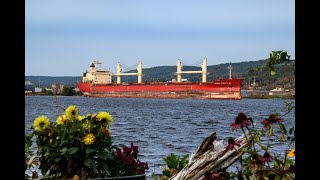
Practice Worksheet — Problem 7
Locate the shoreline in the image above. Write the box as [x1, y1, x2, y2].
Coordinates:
[242, 96, 294, 99]
[25, 94, 295, 100]
[241, 90, 295, 100]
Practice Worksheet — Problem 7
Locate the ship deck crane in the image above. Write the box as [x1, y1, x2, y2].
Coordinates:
[175, 58, 207, 83]
[112, 61, 143, 84]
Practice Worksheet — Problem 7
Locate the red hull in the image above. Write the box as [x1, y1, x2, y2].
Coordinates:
[77, 78, 243, 100]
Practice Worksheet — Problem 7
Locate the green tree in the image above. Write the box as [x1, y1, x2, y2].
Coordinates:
[41, 88, 54, 95]
[265, 50, 291, 75]
[61, 86, 74, 96]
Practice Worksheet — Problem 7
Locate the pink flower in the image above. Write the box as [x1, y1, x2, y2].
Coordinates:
[259, 152, 273, 164]
[261, 114, 283, 127]
[230, 112, 251, 131]
[225, 138, 242, 152]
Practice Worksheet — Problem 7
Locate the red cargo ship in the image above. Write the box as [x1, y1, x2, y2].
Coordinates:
[77, 59, 243, 99]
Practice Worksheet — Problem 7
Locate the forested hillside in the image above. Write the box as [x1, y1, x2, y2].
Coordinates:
[25, 59, 294, 91]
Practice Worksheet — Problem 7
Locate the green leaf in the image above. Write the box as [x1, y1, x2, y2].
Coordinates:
[27, 154, 38, 165]
[255, 67, 261, 72]
[280, 52, 289, 61]
[25, 133, 34, 147]
[97, 153, 108, 160]
[91, 161, 97, 172]
[84, 158, 93, 166]
[278, 123, 287, 134]
[270, 69, 276, 75]
[285, 158, 293, 166]
[274, 159, 279, 167]
[102, 162, 111, 176]
[257, 142, 268, 152]
[54, 157, 62, 162]
[75, 137, 83, 142]
[105, 153, 114, 160]
[254, 135, 260, 142]
[103, 148, 113, 153]
[85, 148, 96, 154]
[178, 154, 189, 171]
[162, 169, 170, 177]
[68, 147, 79, 154]
[163, 153, 179, 169]
[265, 129, 269, 137]
[44, 150, 50, 157]
[60, 147, 69, 155]
[289, 127, 294, 134]
[269, 125, 274, 136]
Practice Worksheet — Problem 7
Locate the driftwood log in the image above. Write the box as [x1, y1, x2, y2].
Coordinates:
[170, 131, 253, 180]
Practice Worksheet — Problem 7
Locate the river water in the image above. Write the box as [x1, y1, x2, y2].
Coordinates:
[25, 96, 295, 178]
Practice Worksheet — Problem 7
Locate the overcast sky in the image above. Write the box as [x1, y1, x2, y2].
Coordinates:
[25, 0, 295, 76]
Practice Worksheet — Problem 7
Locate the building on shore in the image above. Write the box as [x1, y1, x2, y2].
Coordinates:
[34, 87, 42, 93]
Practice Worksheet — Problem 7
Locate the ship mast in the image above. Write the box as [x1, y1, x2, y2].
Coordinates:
[137, 61, 142, 83]
[175, 58, 207, 82]
[176, 59, 182, 82]
[201, 58, 207, 82]
[93, 60, 102, 69]
[227, 62, 232, 79]
[114, 61, 143, 84]
[116, 63, 122, 84]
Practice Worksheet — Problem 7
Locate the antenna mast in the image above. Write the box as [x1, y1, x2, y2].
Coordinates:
[93, 60, 102, 69]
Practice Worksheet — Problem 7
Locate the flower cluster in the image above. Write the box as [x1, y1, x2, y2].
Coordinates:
[225, 112, 295, 179]
[25, 105, 148, 179]
[114, 143, 149, 176]
[159, 109, 295, 180]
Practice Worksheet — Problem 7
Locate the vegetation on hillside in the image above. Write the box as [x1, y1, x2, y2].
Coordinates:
[25, 59, 294, 91]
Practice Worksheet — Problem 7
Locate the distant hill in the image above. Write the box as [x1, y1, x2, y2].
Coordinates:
[25, 59, 294, 90]
[25, 76, 82, 89]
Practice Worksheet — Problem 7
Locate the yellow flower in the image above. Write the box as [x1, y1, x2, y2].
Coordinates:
[86, 113, 92, 118]
[78, 115, 85, 121]
[83, 133, 96, 145]
[82, 122, 91, 130]
[65, 105, 79, 120]
[99, 126, 112, 138]
[96, 112, 113, 123]
[287, 148, 295, 157]
[86, 113, 96, 120]
[33, 115, 50, 131]
[56, 115, 67, 124]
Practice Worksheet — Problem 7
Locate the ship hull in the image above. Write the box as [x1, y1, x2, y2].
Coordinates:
[77, 78, 243, 100]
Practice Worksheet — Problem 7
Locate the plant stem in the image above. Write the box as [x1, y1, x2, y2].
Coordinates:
[52, 85, 64, 119]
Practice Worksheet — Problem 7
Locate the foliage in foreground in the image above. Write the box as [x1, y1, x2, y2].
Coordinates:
[159, 153, 189, 179]
[25, 105, 148, 179]
[154, 50, 295, 180]
[154, 107, 295, 180]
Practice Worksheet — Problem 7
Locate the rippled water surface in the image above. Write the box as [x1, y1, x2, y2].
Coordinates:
[25, 96, 295, 178]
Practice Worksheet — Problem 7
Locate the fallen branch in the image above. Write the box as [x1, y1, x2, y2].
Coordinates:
[170, 131, 253, 180]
